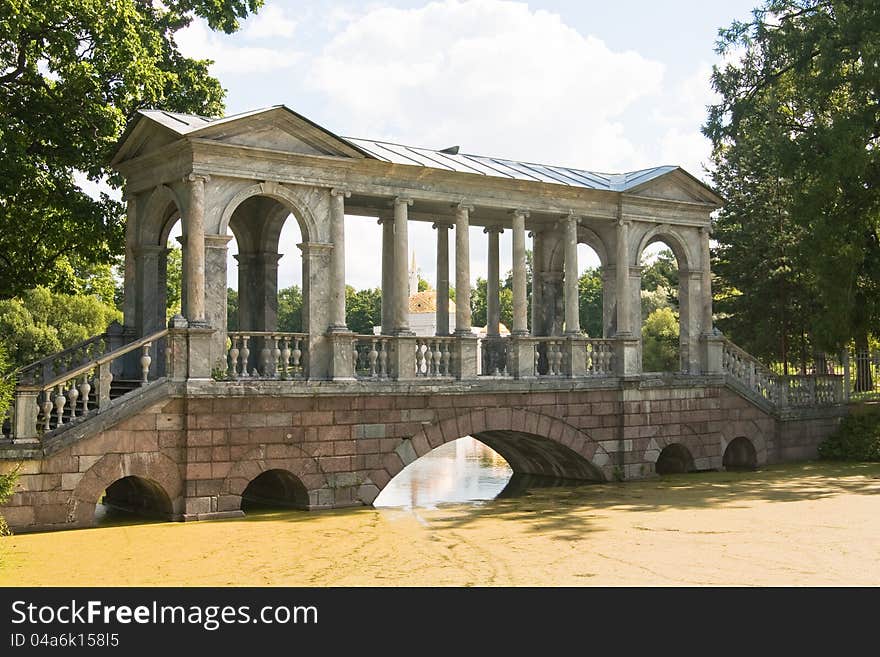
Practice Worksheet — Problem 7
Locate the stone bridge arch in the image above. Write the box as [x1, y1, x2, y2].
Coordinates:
[219, 444, 327, 512]
[69, 452, 184, 527]
[361, 407, 613, 504]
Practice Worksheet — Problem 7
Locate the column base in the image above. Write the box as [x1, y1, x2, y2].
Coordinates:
[390, 328, 416, 337]
[326, 324, 352, 334]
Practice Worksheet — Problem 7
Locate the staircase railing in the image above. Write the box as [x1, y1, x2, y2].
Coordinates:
[5, 328, 168, 442]
[721, 338, 845, 408]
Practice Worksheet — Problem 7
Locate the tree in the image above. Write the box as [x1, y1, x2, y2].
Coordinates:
[0, 0, 263, 298]
[470, 277, 512, 330]
[0, 287, 121, 369]
[642, 307, 680, 372]
[226, 288, 238, 331]
[578, 268, 603, 338]
[705, 0, 880, 384]
[277, 285, 303, 333]
[346, 286, 381, 335]
[165, 246, 182, 319]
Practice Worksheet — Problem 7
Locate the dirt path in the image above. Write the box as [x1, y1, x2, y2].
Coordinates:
[2, 462, 879, 586]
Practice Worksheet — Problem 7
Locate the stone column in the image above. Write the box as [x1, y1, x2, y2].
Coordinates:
[601, 265, 616, 337]
[379, 216, 394, 334]
[530, 231, 543, 336]
[564, 214, 581, 336]
[700, 226, 713, 333]
[511, 210, 529, 336]
[392, 197, 414, 335]
[299, 242, 333, 379]
[183, 173, 209, 326]
[485, 225, 503, 336]
[328, 188, 350, 333]
[205, 234, 232, 372]
[135, 245, 168, 337]
[122, 193, 138, 330]
[615, 219, 632, 336]
[434, 222, 452, 335]
[454, 204, 473, 336]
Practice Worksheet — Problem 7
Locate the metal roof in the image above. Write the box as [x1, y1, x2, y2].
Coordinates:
[345, 137, 679, 192]
[129, 106, 704, 196]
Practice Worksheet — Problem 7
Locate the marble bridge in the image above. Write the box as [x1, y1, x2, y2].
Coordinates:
[0, 106, 846, 531]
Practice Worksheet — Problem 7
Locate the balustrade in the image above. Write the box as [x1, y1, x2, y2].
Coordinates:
[225, 332, 307, 380]
[353, 336, 391, 380]
[585, 339, 615, 376]
[534, 338, 565, 377]
[8, 330, 165, 442]
[480, 337, 510, 376]
[414, 337, 455, 378]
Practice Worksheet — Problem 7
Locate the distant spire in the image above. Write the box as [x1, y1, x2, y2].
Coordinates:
[409, 250, 419, 297]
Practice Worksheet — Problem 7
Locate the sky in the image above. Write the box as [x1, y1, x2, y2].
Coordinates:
[162, 0, 758, 291]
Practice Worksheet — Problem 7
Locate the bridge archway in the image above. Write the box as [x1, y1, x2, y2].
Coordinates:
[723, 437, 758, 470]
[655, 443, 695, 475]
[101, 475, 173, 519]
[70, 452, 183, 527]
[241, 469, 310, 510]
[361, 408, 611, 504]
[220, 444, 326, 513]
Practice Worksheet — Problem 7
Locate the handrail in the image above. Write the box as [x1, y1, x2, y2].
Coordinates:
[17, 329, 169, 393]
[15, 333, 110, 384]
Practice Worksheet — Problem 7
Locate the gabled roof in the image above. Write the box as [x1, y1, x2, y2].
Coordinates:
[112, 104, 721, 204]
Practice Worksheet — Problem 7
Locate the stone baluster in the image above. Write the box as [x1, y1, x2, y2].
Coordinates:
[97, 361, 113, 409]
[364, 339, 376, 378]
[140, 343, 152, 384]
[280, 337, 291, 380]
[271, 336, 282, 379]
[53, 384, 67, 426]
[78, 375, 91, 415]
[291, 337, 302, 376]
[239, 335, 250, 378]
[260, 340, 272, 377]
[228, 336, 240, 379]
[66, 382, 79, 418]
[41, 392, 53, 432]
[378, 340, 388, 379]
[433, 340, 442, 376]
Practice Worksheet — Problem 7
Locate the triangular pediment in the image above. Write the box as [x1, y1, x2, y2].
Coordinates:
[626, 168, 722, 206]
[111, 105, 368, 168]
[187, 107, 367, 158]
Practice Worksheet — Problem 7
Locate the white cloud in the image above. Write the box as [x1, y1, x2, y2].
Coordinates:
[306, 0, 665, 172]
[244, 5, 298, 39]
[176, 18, 302, 74]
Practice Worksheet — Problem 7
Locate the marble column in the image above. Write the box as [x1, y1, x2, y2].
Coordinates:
[434, 222, 452, 335]
[511, 211, 529, 336]
[392, 197, 414, 335]
[328, 188, 350, 333]
[615, 219, 632, 336]
[454, 204, 473, 336]
[564, 214, 581, 336]
[122, 193, 138, 330]
[530, 231, 543, 336]
[183, 173, 208, 325]
[485, 225, 503, 336]
[205, 234, 232, 368]
[700, 226, 713, 334]
[379, 215, 394, 334]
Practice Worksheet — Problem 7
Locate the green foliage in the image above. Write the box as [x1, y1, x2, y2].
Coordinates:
[277, 285, 303, 333]
[705, 0, 880, 368]
[818, 410, 880, 461]
[470, 277, 512, 330]
[346, 286, 381, 335]
[0, 287, 121, 368]
[417, 276, 430, 292]
[0, 0, 263, 298]
[226, 288, 238, 331]
[165, 246, 182, 319]
[0, 464, 18, 537]
[0, 343, 15, 414]
[578, 268, 603, 338]
[642, 307, 680, 372]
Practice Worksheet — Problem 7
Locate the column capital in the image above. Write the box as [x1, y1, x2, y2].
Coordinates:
[204, 234, 233, 247]
[432, 221, 454, 230]
[509, 208, 530, 219]
[394, 196, 414, 207]
[483, 225, 504, 235]
[330, 188, 351, 198]
[297, 242, 334, 255]
[617, 218, 632, 227]
[134, 244, 168, 257]
[698, 224, 712, 235]
[454, 202, 474, 213]
[185, 173, 211, 184]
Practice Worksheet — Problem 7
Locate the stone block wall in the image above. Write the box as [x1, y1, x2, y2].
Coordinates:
[0, 381, 846, 533]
